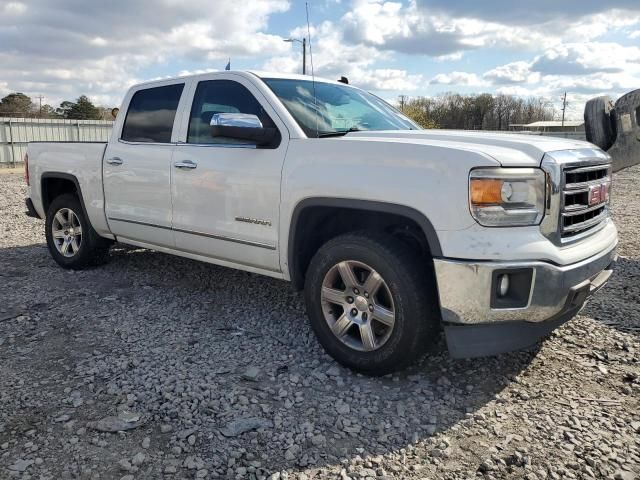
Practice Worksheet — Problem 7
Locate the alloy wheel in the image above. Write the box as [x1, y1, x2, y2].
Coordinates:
[320, 260, 396, 352]
[51, 208, 83, 258]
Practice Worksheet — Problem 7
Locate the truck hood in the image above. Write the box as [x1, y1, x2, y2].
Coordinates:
[345, 129, 594, 167]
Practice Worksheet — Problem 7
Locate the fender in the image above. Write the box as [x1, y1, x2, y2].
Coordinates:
[41, 172, 90, 222]
[287, 197, 443, 287]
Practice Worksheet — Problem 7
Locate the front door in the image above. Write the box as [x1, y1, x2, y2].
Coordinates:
[103, 82, 185, 247]
[171, 77, 288, 273]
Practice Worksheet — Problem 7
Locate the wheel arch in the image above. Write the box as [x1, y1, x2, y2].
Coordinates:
[287, 197, 442, 290]
[41, 172, 90, 221]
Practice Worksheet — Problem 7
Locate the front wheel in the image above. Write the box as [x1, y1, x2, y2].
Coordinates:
[304, 232, 439, 375]
[45, 194, 110, 270]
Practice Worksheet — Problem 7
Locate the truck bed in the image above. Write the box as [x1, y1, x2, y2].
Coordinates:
[27, 142, 111, 237]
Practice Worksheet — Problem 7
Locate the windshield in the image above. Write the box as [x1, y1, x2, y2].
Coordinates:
[262, 78, 418, 137]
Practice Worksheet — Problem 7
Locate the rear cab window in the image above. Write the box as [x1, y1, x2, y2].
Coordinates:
[121, 84, 185, 143]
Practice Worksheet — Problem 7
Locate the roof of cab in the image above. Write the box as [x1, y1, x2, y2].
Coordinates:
[129, 70, 343, 90]
[248, 70, 341, 84]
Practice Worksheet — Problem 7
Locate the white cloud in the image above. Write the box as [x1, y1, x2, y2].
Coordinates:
[341, 0, 522, 57]
[89, 37, 108, 47]
[176, 69, 220, 77]
[482, 41, 640, 118]
[435, 52, 464, 62]
[263, 20, 422, 91]
[338, 0, 640, 59]
[414, 0, 639, 24]
[359, 69, 423, 90]
[1, 0, 638, 119]
[0, 0, 290, 106]
[483, 62, 538, 84]
[263, 55, 303, 75]
[430, 71, 488, 87]
[2, 2, 26, 14]
[260, 0, 640, 114]
[531, 42, 640, 75]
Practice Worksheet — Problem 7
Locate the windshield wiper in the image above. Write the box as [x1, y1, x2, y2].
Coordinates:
[317, 127, 361, 138]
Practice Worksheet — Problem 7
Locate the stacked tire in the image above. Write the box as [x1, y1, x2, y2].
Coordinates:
[584, 96, 616, 151]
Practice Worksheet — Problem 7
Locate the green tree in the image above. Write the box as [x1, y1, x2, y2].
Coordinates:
[65, 95, 101, 120]
[40, 104, 59, 118]
[0, 93, 34, 116]
[56, 100, 75, 118]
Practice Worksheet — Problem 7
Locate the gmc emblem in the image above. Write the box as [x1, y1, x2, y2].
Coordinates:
[588, 182, 610, 206]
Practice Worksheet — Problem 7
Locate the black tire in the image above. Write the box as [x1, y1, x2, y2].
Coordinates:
[45, 194, 110, 270]
[584, 96, 616, 151]
[304, 232, 440, 375]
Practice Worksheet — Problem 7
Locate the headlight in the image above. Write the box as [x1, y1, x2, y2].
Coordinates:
[469, 168, 546, 226]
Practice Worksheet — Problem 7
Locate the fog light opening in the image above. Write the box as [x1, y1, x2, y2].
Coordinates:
[498, 274, 510, 297]
[491, 268, 533, 309]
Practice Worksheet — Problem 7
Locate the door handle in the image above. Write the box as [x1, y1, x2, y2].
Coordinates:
[174, 160, 198, 169]
[106, 157, 123, 166]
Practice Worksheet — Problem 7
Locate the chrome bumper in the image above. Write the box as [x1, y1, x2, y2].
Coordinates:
[433, 241, 617, 325]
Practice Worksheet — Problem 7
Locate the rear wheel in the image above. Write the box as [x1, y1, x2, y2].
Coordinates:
[304, 232, 439, 375]
[45, 194, 110, 269]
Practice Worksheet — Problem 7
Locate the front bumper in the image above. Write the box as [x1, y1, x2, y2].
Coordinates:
[433, 242, 617, 357]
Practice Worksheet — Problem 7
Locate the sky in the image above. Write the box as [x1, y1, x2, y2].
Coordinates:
[1, 0, 639, 120]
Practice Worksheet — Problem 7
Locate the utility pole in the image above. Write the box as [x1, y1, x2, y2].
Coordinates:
[284, 37, 307, 75]
[302, 38, 306, 75]
[35, 95, 44, 118]
[398, 95, 408, 112]
[560, 92, 568, 128]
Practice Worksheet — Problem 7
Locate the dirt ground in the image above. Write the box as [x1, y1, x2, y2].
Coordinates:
[0, 167, 638, 480]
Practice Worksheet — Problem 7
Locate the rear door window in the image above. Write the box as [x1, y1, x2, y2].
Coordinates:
[121, 84, 184, 143]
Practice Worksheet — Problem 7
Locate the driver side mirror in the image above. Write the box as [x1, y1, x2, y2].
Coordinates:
[210, 113, 277, 147]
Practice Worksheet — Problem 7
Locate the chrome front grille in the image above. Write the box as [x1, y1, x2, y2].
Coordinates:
[561, 164, 611, 240]
[540, 148, 612, 246]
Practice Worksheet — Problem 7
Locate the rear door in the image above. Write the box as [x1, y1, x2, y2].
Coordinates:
[170, 75, 288, 273]
[103, 82, 186, 247]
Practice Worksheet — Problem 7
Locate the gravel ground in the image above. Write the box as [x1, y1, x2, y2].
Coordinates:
[0, 167, 638, 480]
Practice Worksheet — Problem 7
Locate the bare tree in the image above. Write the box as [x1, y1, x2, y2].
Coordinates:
[400, 92, 556, 131]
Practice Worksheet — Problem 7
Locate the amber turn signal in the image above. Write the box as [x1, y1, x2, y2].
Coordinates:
[470, 178, 503, 205]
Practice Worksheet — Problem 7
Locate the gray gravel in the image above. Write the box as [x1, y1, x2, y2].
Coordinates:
[0, 167, 639, 480]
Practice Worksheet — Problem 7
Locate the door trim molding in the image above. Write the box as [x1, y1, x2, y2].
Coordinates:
[116, 236, 283, 276]
[108, 216, 277, 250]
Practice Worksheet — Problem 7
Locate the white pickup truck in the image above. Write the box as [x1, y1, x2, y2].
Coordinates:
[24, 71, 618, 374]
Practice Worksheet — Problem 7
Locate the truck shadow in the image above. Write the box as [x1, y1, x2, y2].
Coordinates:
[0, 242, 554, 476]
[582, 255, 640, 338]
